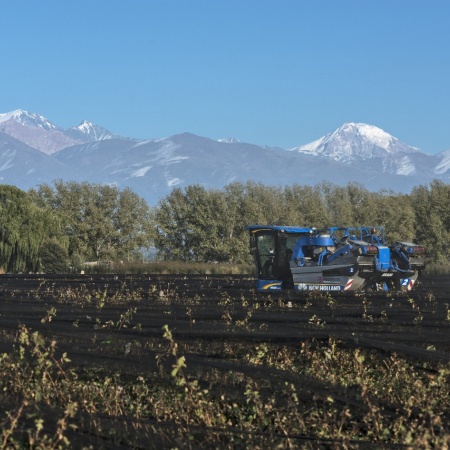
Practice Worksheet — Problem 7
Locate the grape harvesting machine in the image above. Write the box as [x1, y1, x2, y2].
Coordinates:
[247, 225, 426, 292]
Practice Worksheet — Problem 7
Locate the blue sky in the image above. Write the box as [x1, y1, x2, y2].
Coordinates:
[2, 1, 449, 153]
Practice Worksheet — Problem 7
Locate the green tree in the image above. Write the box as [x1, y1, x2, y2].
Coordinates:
[154, 187, 194, 261]
[155, 185, 236, 262]
[153, 180, 450, 265]
[410, 181, 450, 260]
[0, 185, 63, 273]
[344, 183, 379, 226]
[284, 184, 329, 227]
[39, 238, 70, 273]
[222, 182, 259, 263]
[185, 186, 230, 262]
[30, 181, 154, 263]
[373, 192, 416, 244]
[320, 182, 355, 226]
[112, 188, 155, 260]
[243, 182, 286, 225]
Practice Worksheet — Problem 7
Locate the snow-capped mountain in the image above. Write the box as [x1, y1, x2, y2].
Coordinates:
[0, 109, 82, 154]
[292, 122, 430, 176]
[0, 109, 449, 204]
[0, 109, 57, 131]
[51, 132, 298, 197]
[0, 110, 120, 154]
[65, 120, 121, 142]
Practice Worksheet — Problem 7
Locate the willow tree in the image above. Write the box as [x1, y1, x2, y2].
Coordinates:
[0, 185, 62, 273]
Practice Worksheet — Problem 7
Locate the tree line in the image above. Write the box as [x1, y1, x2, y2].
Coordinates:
[0, 179, 449, 272]
[154, 180, 449, 264]
[0, 182, 153, 273]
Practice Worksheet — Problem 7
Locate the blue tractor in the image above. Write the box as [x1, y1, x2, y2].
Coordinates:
[247, 225, 426, 292]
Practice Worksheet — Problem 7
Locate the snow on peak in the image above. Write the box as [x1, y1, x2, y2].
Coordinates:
[434, 149, 450, 175]
[0, 109, 58, 131]
[71, 120, 98, 136]
[0, 110, 118, 144]
[338, 122, 394, 149]
[322, 122, 397, 155]
[290, 122, 423, 175]
[293, 122, 420, 159]
[218, 137, 241, 144]
[0, 109, 30, 123]
[68, 120, 117, 141]
[77, 120, 94, 132]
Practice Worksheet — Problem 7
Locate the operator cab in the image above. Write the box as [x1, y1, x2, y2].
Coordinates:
[247, 225, 315, 289]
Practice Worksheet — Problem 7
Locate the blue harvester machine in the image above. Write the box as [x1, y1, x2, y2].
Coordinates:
[247, 225, 426, 292]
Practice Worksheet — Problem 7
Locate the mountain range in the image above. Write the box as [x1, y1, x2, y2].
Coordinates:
[0, 109, 449, 205]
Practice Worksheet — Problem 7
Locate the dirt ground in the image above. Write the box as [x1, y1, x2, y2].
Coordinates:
[0, 273, 449, 448]
[1, 273, 449, 359]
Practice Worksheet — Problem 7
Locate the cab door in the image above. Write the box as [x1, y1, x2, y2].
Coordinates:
[250, 231, 277, 278]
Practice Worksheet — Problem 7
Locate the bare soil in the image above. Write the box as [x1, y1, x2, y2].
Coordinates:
[0, 273, 448, 448]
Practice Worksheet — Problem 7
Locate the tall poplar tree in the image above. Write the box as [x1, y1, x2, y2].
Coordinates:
[30, 181, 154, 263]
[411, 181, 450, 261]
